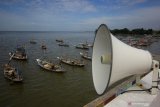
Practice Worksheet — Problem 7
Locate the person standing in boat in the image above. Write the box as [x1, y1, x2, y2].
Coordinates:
[71, 60, 75, 64]
[51, 64, 55, 69]
[11, 69, 16, 79]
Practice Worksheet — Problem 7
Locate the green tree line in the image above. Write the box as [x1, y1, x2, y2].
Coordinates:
[110, 28, 155, 35]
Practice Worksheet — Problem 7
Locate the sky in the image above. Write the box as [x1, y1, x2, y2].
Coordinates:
[0, 0, 160, 31]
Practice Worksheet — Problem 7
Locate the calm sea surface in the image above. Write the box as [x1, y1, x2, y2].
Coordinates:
[0, 31, 160, 107]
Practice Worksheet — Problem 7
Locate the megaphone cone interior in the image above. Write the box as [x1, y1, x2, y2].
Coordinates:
[92, 24, 152, 95]
[92, 24, 113, 95]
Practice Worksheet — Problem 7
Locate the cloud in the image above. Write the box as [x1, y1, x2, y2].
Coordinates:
[0, 0, 159, 31]
[119, 0, 147, 6]
[0, 0, 24, 5]
[81, 17, 109, 26]
[0, 0, 97, 31]
[0, 0, 96, 13]
[96, 0, 147, 12]
[57, 0, 96, 12]
[80, 6, 160, 30]
[1, 6, 160, 31]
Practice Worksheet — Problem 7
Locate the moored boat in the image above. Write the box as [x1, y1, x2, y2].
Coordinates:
[57, 56, 85, 67]
[36, 59, 66, 72]
[9, 47, 27, 60]
[80, 52, 92, 60]
[41, 44, 47, 49]
[58, 42, 69, 47]
[81, 41, 93, 47]
[75, 44, 89, 50]
[30, 40, 37, 44]
[3, 64, 23, 82]
[56, 39, 64, 43]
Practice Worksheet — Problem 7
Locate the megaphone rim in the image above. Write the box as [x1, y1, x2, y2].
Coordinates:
[92, 24, 113, 95]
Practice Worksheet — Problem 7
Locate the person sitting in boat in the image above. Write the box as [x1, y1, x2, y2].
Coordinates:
[11, 69, 16, 79]
[44, 63, 55, 69]
[51, 64, 55, 69]
[7, 68, 16, 78]
[22, 52, 26, 57]
[4, 64, 12, 70]
[71, 61, 75, 64]
[54, 65, 59, 69]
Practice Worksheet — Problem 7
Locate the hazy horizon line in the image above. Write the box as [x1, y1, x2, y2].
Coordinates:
[0, 31, 94, 32]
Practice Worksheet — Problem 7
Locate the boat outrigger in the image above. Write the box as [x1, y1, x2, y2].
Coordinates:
[36, 59, 66, 72]
[57, 56, 85, 67]
[9, 46, 27, 60]
[80, 52, 92, 60]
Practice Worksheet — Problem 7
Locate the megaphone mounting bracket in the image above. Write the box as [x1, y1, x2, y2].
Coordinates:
[151, 60, 159, 95]
[135, 60, 159, 95]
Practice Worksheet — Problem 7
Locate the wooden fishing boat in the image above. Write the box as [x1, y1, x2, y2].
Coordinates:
[41, 44, 47, 49]
[75, 44, 89, 50]
[9, 47, 27, 60]
[30, 40, 37, 44]
[80, 52, 92, 60]
[3, 64, 23, 82]
[57, 57, 85, 67]
[56, 39, 64, 43]
[87, 44, 93, 47]
[36, 59, 66, 72]
[81, 41, 93, 47]
[58, 42, 69, 47]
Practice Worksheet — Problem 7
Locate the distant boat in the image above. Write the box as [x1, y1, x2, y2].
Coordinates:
[82, 41, 93, 47]
[56, 39, 64, 43]
[136, 38, 150, 46]
[75, 44, 89, 50]
[58, 42, 69, 47]
[30, 39, 37, 44]
[87, 44, 93, 47]
[80, 52, 92, 60]
[36, 59, 66, 72]
[41, 44, 47, 49]
[3, 64, 23, 82]
[57, 56, 85, 67]
[9, 47, 27, 60]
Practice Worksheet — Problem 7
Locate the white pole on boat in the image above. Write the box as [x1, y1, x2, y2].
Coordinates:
[8, 53, 15, 64]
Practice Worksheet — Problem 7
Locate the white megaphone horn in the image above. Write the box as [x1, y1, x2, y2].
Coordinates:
[92, 24, 159, 95]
